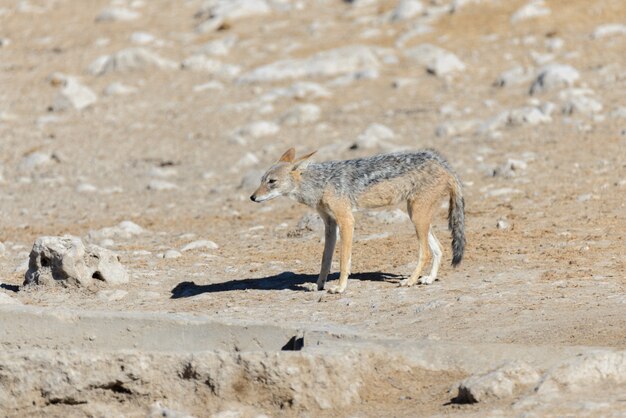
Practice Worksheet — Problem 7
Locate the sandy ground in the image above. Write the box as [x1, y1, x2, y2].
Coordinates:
[0, 0, 625, 416]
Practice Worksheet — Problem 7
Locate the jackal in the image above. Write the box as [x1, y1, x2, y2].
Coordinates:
[250, 148, 465, 294]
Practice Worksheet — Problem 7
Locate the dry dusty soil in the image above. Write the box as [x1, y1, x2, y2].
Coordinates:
[0, 0, 625, 416]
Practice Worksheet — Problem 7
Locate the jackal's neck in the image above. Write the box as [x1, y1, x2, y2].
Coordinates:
[288, 164, 327, 208]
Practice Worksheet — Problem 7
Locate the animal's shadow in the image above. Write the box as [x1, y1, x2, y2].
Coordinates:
[170, 271, 402, 298]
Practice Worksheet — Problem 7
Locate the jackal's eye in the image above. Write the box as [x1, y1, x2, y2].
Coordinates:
[268, 178, 277, 185]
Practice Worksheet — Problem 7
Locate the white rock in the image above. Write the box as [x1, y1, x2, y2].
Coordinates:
[404, 44, 465, 76]
[511, 0, 550, 23]
[239, 45, 380, 82]
[390, 0, 424, 21]
[18, 152, 57, 171]
[147, 180, 178, 191]
[592, 24, 626, 39]
[232, 121, 280, 141]
[536, 351, 626, 396]
[560, 89, 603, 115]
[196, 0, 271, 33]
[436, 119, 481, 137]
[496, 218, 510, 229]
[353, 123, 395, 149]
[96, 7, 140, 22]
[163, 250, 182, 259]
[260, 82, 332, 102]
[88, 48, 178, 76]
[181, 240, 219, 252]
[199, 34, 238, 56]
[88, 221, 144, 242]
[0, 38, 10, 48]
[76, 183, 98, 193]
[104, 82, 138, 96]
[181, 55, 241, 78]
[366, 209, 409, 224]
[395, 24, 433, 48]
[279, 104, 321, 126]
[235, 152, 260, 168]
[0, 241, 5, 255]
[507, 106, 552, 126]
[457, 362, 541, 403]
[52, 78, 97, 111]
[97, 289, 128, 301]
[193, 81, 225, 92]
[24, 235, 129, 286]
[494, 66, 534, 87]
[148, 166, 178, 178]
[610, 107, 626, 119]
[130, 31, 155, 45]
[529, 64, 580, 95]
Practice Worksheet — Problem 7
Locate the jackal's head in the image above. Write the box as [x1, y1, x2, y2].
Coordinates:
[250, 148, 316, 202]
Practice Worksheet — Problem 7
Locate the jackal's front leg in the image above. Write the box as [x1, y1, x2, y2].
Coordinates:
[316, 215, 337, 291]
[327, 211, 354, 294]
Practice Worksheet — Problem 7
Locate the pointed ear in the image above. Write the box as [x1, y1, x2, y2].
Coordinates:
[278, 148, 296, 163]
[292, 150, 317, 171]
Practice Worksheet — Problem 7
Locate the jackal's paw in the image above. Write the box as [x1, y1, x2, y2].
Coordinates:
[399, 278, 417, 287]
[418, 275, 435, 285]
[301, 282, 320, 292]
[327, 285, 346, 294]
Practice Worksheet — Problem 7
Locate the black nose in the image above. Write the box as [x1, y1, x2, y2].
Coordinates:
[250, 195, 256, 201]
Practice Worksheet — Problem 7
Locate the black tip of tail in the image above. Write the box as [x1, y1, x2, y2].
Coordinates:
[451, 238, 464, 267]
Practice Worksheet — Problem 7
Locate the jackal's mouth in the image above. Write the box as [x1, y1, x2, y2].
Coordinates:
[250, 193, 279, 203]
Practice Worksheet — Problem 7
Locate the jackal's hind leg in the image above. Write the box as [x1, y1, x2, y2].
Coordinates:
[400, 199, 434, 287]
[418, 229, 442, 285]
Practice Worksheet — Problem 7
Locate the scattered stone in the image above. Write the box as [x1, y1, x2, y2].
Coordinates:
[328, 68, 379, 86]
[492, 158, 528, 177]
[196, 0, 271, 33]
[610, 107, 626, 119]
[163, 250, 182, 259]
[193, 81, 225, 92]
[147, 180, 178, 191]
[352, 123, 395, 149]
[97, 289, 128, 301]
[130, 31, 155, 45]
[0, 241, 5, 255]
[235, 152, 260, 168]
[395, 24, 433, 48]
[181, 55, 241, 78]
[76, 183, 98, 193]
[104, 82, 138, 96]
[289, 212, 324, 237]
[148, 402, 194, 418]
[260, 82, 332, 102]
[496, 218, 510, 229]
[404, 44, 465, 76]
[52, 77, 97, 111]
[535, 351, 626, 396]
[456, 362, 541, 403]
[484, 187, 522, 197]
[390, 0, 424, 21]
[24, 235, 129, 287]
[494, 66, 534, 87]
[95, 7, 140, 22]
[592, 24, 626, 39]
[239, 45, 381, 82]
[480, 106, 551, 133]
[576, 193, 592, 202]
[239, 169, 264, 190]
[279, 104, 321, 126]
[148, 166, 178, 178]
[560, 89, 603, 115]
[529, 64, 580, 95]
[366, 209, 409, 224]
[391, 77, 418, 89]
[18, 152, 59, 172]
[199, 34, 238, 56]
[436, 119, 481, 137]
[87, 221, 144, 242]
[0, 38, 10, 48]
[231, 121, 280, 142]
[181, 240, 219, 252]
[511, 0, 550, 23]
[89, 48, 178, 76]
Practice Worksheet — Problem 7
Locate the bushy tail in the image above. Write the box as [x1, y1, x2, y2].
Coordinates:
[448, 176, 465, 266]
